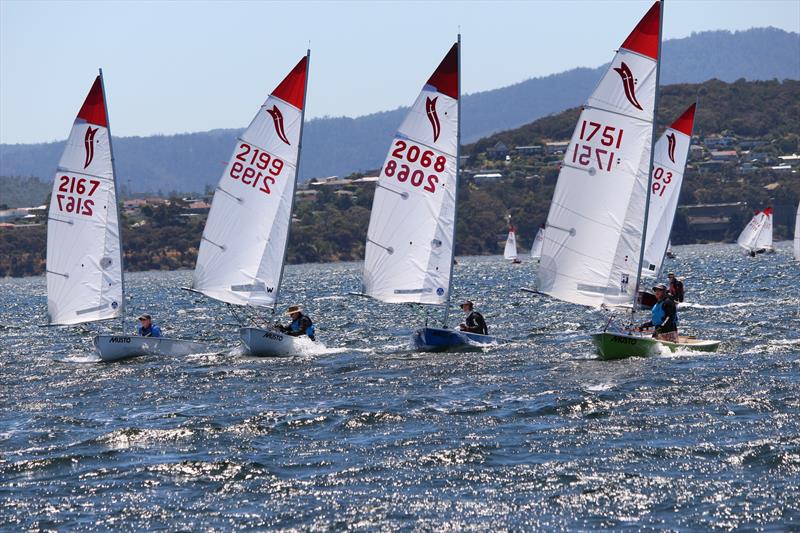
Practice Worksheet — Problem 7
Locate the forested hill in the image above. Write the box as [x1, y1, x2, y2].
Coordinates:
[0, 28, 797, 194]
[466, 79, 800, 154]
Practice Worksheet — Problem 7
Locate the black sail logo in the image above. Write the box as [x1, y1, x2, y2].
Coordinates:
[425, 97, 441, 142]
[84, 126, 98, 168]
[666, 132, 677, 163]
[613, 62, 643, 111]
[267, 105, 291, 145]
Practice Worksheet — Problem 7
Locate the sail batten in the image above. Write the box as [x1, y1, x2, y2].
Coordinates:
[46, 74, 123, 326]
[192, 55, 309, 308]
[538, 1, 662, 309]
[362, 43, 460, 305]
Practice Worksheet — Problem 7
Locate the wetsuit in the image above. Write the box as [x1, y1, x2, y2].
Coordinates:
[280, 314, 315, 341]
[669, 278, 685, 302]
[138, 324, 162, 337]
[462, 310, 488, 335]
[639, 296, 677, 336]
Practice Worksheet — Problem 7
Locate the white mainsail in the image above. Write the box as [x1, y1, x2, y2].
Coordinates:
[504, 229, 518, 260]
[641, 103, 696, 278]
[754, 207, 773, 251]
[362, 43, 459, 305]
[794, 202, 800, 260]
[192, 55, 309, 307]
[737, 209, 768, 253]
[538, 2, 662, 308]
[530, 226, 545, 259]
[47, 73, 123, 325]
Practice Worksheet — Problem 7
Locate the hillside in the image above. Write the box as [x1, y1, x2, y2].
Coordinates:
[1, 78, 798, 278]
[1, 28, 797, 194]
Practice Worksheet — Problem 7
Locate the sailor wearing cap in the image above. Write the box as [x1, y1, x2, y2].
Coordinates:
[458, 300, 488, 336]
[667, 272, 684, 303]
[635, 283, 678, 342]
[276, 305, 316, 341]
[137, 314, 162, 338]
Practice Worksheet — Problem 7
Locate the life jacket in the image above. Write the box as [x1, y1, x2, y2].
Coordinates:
[651, 299, 677, 328]
[290, 314, 315, 340]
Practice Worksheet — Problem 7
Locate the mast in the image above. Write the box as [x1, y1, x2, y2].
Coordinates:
[272, 48, 311, 313]
[99, 68, 126, 328]
[442, 33, 461, 328]
[631, 0, 664, 317]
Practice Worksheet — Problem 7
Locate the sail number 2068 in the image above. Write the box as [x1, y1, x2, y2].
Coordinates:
[229, 142, 284, 195]
[55, 175, 101, 216]
[384, 140, 446, 193]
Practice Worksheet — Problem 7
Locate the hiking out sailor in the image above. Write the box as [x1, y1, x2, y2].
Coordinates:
[458, 300, 488, 335]
[667, 272, 684, 303]
[137, 314, 162, 338]
[635, 284, 678, 342]
[277, 305, 315, 341]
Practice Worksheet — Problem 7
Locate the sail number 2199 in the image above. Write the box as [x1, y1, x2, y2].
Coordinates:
[229, 142, 284, 195]
[384, 140, 446, 193]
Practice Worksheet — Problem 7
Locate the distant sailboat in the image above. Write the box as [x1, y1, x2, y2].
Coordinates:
[794, 202, 800, 261]
[190, 53, 311, 356]
[360, 37, 495, 350]
[47, 72, 206, 361]
[504, 227, 522, 263]
[530, 226, 545, 261]
[534, 1, 718, 359]
[737, 208, 773, 256]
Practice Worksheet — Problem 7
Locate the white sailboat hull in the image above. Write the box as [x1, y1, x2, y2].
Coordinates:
[94, 335, 210, 362]
[239, 327, 314, 357]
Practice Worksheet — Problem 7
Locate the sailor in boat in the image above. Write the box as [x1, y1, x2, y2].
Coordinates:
[276, 305, 316, 341]
[634, 284, 678, 343]
[458, 301, 488, 335]
[667, 272, 685, 303]
[137, 314, 162, 338]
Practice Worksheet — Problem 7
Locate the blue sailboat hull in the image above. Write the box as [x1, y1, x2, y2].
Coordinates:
[413, 327, 497, 351]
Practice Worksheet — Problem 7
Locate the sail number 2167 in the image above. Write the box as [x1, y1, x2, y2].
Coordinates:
[55, 175, 101, 216]
[384, 140, 446, 193]
[229, 142, 284, 195]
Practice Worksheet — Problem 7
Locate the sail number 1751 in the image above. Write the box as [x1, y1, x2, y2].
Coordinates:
[571, 120, 624, 173]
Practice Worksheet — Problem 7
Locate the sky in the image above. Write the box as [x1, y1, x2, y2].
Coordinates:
[1, 0, 798, 145]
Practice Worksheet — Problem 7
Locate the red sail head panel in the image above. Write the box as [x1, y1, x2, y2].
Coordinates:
[77, 76, 108, 127]
[670, 103, 697, 136]
[272, 55, 308, 110]
[620, 1, 661, 60]
[426, 43, 459, 100]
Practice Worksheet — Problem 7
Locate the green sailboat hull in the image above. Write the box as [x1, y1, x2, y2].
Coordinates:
[591, 332, 720, 360]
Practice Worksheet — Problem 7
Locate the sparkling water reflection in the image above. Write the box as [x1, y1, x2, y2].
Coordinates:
[1, 242, 799, 530]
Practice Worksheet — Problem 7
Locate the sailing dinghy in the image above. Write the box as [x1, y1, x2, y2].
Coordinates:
[189, 53, 311, 357]
[504, 227, 522, 264]
[47, 72, 207, 361]
[737, 208, 773, 256]
[359, 38, 496, 351]
[530, 226, 544, 261]
[794, 202, 800, 261]
[533, 2, 718, 359]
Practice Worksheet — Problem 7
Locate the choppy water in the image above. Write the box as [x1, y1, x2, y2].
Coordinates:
[1, 242, 799, 531]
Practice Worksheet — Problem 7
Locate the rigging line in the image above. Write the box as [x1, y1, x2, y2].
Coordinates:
[46, 269, 69, 278]
[366, 238, 394, 254]
[47, 216, 74, 225]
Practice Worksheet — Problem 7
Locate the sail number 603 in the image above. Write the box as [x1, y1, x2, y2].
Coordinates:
[229, 142, 284, 195]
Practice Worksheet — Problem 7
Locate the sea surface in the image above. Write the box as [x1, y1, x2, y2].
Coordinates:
[2, 243, 799, 531]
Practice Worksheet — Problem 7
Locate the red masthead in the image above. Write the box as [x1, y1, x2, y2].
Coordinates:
[426, 43, 459, 100]
[76, 76, 108, 127]
[621, 1, 661, 60]
[272, 55, 308, 110]
[670, 103, 697, 136]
